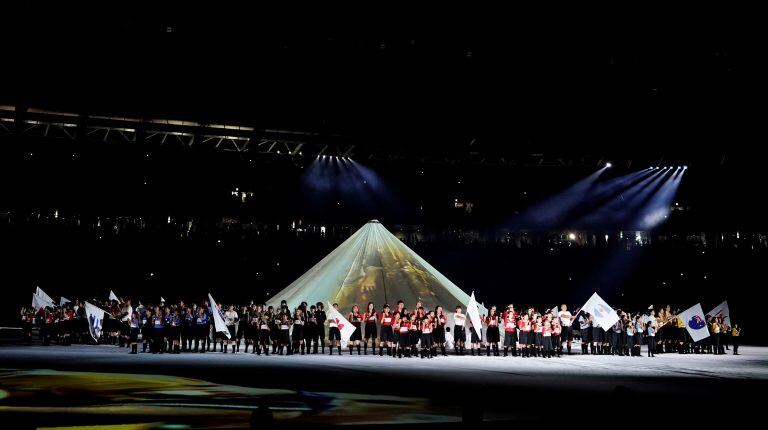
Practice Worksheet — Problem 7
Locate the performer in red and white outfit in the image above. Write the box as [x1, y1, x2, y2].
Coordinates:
[379, 304, 394, 356]
[420, 313, 434, 359]
[396, 316, 411, 358]
[502, 306, 518, 357]
[362, 302, 378, 355]
[518, 314, 533, 357]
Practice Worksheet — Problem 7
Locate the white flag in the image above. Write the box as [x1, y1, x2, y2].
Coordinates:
[679, 303, 710, 342]
[467, 291, 484, 332]
[648, 304, 654, 310]
[327, 302, 356, 342]
[207, 293, 231, 339]
[60, 296, 71, 307]
[32, 293, 54, 310]
[85, 301, 106, 342]
[36, 287, 54, 305]
[160, 297, 166, 303]
[707, 301, 731, 326]
[109, 290, 119, 302]
[580, 292, 620, 330]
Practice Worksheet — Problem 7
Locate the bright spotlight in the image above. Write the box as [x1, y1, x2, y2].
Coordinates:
[606, 162, 612, 168]
[683, 165, 688, 169]
[568, 233, 576, 240]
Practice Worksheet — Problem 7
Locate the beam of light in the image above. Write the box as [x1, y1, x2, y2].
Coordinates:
[634, 167, 685, 229]
[510, 166, 636, 230]
[573, 167, 668, 229]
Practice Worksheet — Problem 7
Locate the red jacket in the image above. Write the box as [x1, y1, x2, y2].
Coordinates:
[380, 313, 394, 326]
[503, 315, 517, 332]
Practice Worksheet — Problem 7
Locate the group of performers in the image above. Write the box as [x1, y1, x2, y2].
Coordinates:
[19, 298, 742, 357]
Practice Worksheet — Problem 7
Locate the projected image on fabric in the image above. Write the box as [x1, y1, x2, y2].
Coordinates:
[267, 220, 473, 313]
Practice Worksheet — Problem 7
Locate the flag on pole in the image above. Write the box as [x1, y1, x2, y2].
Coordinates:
[85, 301, 106, 342]
[60, 296, 71, 307]
[679, 303, 710, 342]
[648, 304, 654, 310]
[36, 287, 54, 305]
[32, 293, 54, 310]
[707, 301, 731, 326]
[109, 290, 119, 302]
[580, 292, 620, 330]
[467, 291, 484, 332]
[327, 302, 356, 342]
[160, 297, 166, 303]
[207, 293, 231, 339]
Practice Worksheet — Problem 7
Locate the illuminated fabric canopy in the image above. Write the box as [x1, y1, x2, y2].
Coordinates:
[268, 220, 477, 313]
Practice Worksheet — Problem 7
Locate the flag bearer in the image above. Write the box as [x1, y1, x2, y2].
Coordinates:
[328, 303, 342, 355]
[558, 304, 574, 354]
[348, 305, 363, 355]
[578, 313, 591, 354]
[223, 305, 238, 353]
[453, 305, 467, 355]
[128, 310, 140, 354]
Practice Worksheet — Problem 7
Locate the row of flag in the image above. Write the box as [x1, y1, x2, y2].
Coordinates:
[30, 287, 230, 343]
[30, 285, 731, 346]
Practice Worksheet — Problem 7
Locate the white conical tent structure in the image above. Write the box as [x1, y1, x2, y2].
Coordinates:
[268, 220, 482, 314]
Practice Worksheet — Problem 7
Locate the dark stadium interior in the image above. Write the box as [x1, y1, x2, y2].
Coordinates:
[1, 2, 767, 427]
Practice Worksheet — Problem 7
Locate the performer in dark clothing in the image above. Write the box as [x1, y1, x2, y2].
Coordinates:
[315, 303, 327, 354]
[305, 305, 318, 354]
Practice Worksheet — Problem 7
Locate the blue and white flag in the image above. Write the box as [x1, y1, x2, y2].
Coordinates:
[680, 303, 710, 342]
[580, 292, 620, 330]
[85, 301, 106, 342]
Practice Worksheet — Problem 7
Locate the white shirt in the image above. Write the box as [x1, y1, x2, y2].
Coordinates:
[558, 310, 573, 327]
[121, 305, 134, 322]
[454, 313, 466, 326]
[224, 310, 238, 326]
